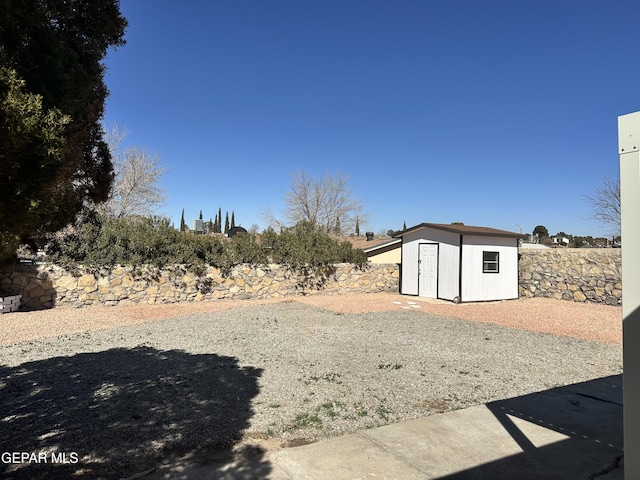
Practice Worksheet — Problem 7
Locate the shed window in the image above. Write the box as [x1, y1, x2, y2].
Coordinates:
[483, 251, 499, 273]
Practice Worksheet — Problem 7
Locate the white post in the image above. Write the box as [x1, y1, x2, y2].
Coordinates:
[619, 111, 640, 479]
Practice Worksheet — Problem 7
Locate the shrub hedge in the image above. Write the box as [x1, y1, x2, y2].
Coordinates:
[45, 215, 367, 273]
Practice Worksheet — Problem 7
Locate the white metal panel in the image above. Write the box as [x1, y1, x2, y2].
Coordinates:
[437, 239, 460, 301]
[419, 243, 438, 298]
[619, 110, 640, 479]
[400, 226, 460, 300]
[461, 236, 518, 302]
[400, 236, 419, 295]
[619, 111, 640, 154]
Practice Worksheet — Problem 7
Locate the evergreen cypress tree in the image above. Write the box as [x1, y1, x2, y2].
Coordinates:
[199, 210, 203, 220]
[403, 221, 407, 230]
[231, 211, 236, 229]
[180, 209, 186, 232]
[224, 211, 230, 233]
[355, 217, 360, 236]
[218, 208, 222, 233]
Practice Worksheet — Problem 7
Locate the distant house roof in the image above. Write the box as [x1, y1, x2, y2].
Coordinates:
[393, 223, 524, 239]
[345, 235, 394, 250]
[361, 238, 401, 255]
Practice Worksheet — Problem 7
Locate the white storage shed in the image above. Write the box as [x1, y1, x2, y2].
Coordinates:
[395, 223, 522, 302]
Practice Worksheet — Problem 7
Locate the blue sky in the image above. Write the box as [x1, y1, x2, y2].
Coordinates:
[103, 1, 640, 238]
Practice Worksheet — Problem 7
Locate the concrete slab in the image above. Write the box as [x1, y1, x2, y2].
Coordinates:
[271, 433, 425, 480]
[361, 405, 569, 478]
[269, 375, 623, 480]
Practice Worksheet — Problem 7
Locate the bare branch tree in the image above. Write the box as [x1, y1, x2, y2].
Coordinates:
[584, 174, 620, 234]
[98, 125, 167, 218]
[104, 122, 129, 153]
[282, 169, 367, 234]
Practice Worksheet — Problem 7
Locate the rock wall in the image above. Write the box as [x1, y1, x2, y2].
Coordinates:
[0, 262, 400, 309]
[518, 249, 621, 305]
[1, 250, 622, 309]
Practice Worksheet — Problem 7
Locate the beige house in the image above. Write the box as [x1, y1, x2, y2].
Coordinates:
[362, 238, 401, 264]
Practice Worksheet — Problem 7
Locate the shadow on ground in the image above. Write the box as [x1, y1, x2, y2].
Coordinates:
[437, 374, 624, 479]
[0, 346, 267, 479]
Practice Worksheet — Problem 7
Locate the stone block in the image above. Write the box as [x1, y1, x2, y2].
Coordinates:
[573, 291, 587, 302]
[56, 275, 78, 290]
[76, 274, 95, 288]
[146, 286, 159, 296]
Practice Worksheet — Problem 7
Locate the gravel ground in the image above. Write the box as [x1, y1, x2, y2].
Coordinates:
[0, 294, 623, 479]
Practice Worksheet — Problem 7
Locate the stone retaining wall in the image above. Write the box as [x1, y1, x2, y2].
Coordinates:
[0, 249, 623, 309]
[0, 262, 400, 309]
[518, 249, 621, 305]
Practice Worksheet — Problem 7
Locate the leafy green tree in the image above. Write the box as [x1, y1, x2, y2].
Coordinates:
[0, 0, 127, 262]
[533, 225, 549, 239]
[0, 68, 71, 262]
[180, 209, 186, 232]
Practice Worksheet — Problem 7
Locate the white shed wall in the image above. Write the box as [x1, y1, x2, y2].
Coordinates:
[400, 234, 419, 295]
[400, 227, 460, 299]
[461, 236, 519, 302]
[437, 238, 460, 301]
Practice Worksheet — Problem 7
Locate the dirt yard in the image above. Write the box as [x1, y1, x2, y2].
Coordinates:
[0, 292, 621, 346]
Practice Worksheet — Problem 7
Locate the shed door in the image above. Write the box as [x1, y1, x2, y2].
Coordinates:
[419, 243, 438, 298]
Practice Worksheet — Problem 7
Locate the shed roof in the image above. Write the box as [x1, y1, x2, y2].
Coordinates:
[394, 223, 524, 239]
